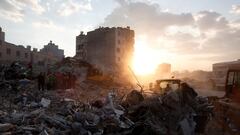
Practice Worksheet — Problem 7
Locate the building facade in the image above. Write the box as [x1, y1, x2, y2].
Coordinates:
[0, 27, 64, 71]
[212, 59, 240, 90]
[156, 63, 171, 78]
[40, 40, 64, 61]
[0, 28, 31, 64]
[76, 32, 87, 60]
[76, 27, 134, 76]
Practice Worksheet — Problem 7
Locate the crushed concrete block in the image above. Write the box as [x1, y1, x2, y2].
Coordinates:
[179, 118, 193, 135]
[0, 123, 15, 132]
[40, 98, 51, 108]
[123, 90, 144, 107]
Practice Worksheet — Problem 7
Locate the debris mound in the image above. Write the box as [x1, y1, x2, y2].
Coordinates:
[0, 78, 213, 135]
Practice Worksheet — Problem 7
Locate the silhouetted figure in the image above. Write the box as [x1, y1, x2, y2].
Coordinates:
[67, 72, 71, 89]
[28, 62, 33, 78]
[62, 73, 68, 89]
[47, 72, 56, 90]
[55, 72, 61, 89]
[180, 82, 198, 104]
[38, 72, 45, 91]
[149, 82, 153, 90]
[165, 84, 171, 94]
[72, 74, 77, 89]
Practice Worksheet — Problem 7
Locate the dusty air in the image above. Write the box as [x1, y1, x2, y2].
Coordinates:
[0, 0, 239, 135]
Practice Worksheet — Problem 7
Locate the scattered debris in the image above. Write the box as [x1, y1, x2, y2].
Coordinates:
[0, 63, 216, 135]
[0, 80, 214, 135]
[40, 98, 51, 108]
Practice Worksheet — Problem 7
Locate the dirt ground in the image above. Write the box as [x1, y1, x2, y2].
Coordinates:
[195, 89, 225, 97]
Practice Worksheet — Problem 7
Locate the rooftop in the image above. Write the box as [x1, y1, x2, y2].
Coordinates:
[213, 59, 240, 66]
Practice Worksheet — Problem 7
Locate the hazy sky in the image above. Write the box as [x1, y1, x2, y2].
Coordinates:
[0, 0, 239, 71]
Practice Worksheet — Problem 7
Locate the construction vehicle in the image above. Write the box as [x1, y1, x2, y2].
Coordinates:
[214, 69, 240, 135]
[153, 79, 181, 94]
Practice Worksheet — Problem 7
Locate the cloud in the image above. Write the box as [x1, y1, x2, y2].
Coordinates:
[230, 5, 240, 14]
[102, 1, 195, 51]
[0, 0, 45, 22]
[195, 11, 228, 31]
[75, 24, 95, 33]
[46, 2, 51, 11]
[33, 19, 64, 31]
[57, 0, 92, 16]
[0, 0, 24, 22]
[15, 0, 45, 14]
[202, 28, 240, 53]
[103, 1, 194, 34]
[102, 0, 240, 69]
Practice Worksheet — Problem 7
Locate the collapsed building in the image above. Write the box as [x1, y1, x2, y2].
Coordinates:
[0, 27, 31, 64]
[75, 27, 134, 79]
[0, 26, 230, 135]
[0, 27, 64, 72]
[0, 69, 214, 135]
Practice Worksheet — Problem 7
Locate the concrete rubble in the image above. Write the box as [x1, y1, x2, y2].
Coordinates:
[0, 85, 214, 134]
[0, 63, 214, 135]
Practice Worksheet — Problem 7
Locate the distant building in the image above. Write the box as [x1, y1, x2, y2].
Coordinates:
[0, 27, 64, 72]
[0, 28, 31, 64]
[31, 47, 61, 72]
[0, 27, 5, 43]
[75, 31, 87, 60]
[40, 40, 64, 61]
[75, 27, 134, 77]
[212, 59, 240, 90]
[156, 63, 171, 78]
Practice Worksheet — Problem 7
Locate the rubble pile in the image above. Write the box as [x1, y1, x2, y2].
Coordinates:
[52, 57, 96, 77]
[54, 79, 129, 103]
[0, 79, 214, 135]
[0, 62, 31, 80]
[123, 84, 213, 135]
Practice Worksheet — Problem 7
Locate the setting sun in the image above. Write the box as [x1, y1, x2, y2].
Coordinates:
[132, 36, 172, 75]
[132, 38, 157, 75]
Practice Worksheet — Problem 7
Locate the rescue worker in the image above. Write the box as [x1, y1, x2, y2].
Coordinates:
[47, 72, 55, 90]
[37, 72, 45, 91]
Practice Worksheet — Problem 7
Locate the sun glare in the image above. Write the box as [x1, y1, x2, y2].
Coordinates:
[131, 36, 174, 76]
[132, 37, 159, 75]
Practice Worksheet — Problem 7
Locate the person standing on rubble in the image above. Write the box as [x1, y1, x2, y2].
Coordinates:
[180, 82, 198, 104]
[165, 84, 171, 94]
[67, 72, 71, 89]
[55, 72, 60, 89]
[37, 72, 45, 91]
[72, 74, 77, 89]
[63, 72, 68, 89]
[47, 72, 55, 90]
[0, 65, 5, 81]
[28, 62, 33, 78]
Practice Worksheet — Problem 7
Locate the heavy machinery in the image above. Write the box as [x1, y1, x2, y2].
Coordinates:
[225, 69, 240, 102]
[214, 69, 240, 134]
[153, 79, 181, 94]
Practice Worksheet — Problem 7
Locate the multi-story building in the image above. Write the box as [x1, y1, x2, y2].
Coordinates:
[75, 31, 87, 60]
[0, 27, 5, 44]
[75, 27, 134, 77]
[40, 40, 64, 61]
[0, 27, 64, 72]
[155, 63, 171, 78]
[212, 59, 240, 90]
[0, 27, 31, 64]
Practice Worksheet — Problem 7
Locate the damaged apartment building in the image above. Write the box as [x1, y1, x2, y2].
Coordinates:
[75, 27, 134, 78]
[0, 27, 64, 71]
